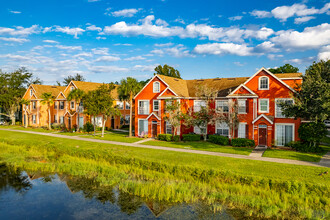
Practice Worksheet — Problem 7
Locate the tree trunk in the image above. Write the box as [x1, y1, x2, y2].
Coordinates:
[48, 107, 51, 130]
[101, 115, 107, 138]
[24, 112, 28, 128]
[10, 109, 15, 125]
[93, 116, 96, 136]
[129, 93, 133, 137]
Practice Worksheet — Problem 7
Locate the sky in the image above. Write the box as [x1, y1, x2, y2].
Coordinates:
[0, 0, 329, 84]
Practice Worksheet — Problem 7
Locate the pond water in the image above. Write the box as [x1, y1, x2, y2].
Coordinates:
[0, 165, 235, 219]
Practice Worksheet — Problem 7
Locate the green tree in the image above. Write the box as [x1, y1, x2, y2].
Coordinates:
[0, 67, 41, 125]
[269, 64, 299, 74]
[62, 73, 85, 86]
[118, 77, 143, 137]
[83, 90, 100, 135]
[163, 99, 184, 138]
[21, 99, 30, 128]
[154, 64, 181, 79]
[280, 60, 330, 123]
[67, 88, 85, 132]
[40, 92, 55, 130]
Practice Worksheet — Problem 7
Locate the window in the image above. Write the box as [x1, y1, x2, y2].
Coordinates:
[30, 89, 33, 96]
[275, 99, 293, 118]
[138, 119, 148, 136]
[32, 102, 36, 110]
[153, 100, 159, 111]
[116, 101, 124, 110]
[238, 123, 246, 138]
[216, 122, 229, 136]
[125, 115, 130, 124]
[275, 124, 294, 146]
[70, 101, 75, 109]
[70, 86, 75, 91]
[138, 100, 149, 115]
[32, 115, 36, 124]
[54, 115, 57, 123]
[59, 101, 65, 110]
[216, 100, 229, 113]
[194, 100, 206, 112]
[259, 99, 269, 113]
[238, 100, 246, 114]
[259, 77, 269, 90]
[166, 121, 172, 134]
[153, 81, 160, 93]
[54, 102, 57, 109]
[194, 125, 206, 134]
[125, 102, 130, 110]
[59, 116, 64, 124]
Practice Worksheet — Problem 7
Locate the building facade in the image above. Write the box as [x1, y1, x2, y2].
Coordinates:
[134, 68, 302, 147]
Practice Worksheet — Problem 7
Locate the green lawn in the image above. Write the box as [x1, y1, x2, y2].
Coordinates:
[0, 125, 56, 133]
[81, 132, 141, 143]
[263, 145, 330, 162]
[142, 140, 253, 155]
[321, 136, 330, 145]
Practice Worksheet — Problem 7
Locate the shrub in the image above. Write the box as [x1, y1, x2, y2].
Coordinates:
[182, 134, 201, 142]
[51, 123, 62, 130]
[231, 138, 255, 147]
[165, 134, 172, 141]
[208, 135, 229, 145]
[298, 122, 327, 148]
[287, 141, 322, 153]
[83, 122, 94, 133]
[173, 135, 180, 142]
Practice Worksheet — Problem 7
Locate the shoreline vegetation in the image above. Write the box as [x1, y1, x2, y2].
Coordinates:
[0, 130, 329, 219]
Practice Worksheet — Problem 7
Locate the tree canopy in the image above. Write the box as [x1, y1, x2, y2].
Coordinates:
[154, 64, 181, 79]
[61, 73, 86, 86]
[268, 64, 299, 74]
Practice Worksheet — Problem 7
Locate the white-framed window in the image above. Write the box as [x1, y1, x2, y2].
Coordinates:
[30, 89, 33, 96]
[138, 119, 148, 136]
[70, 86, 75, 91]
[259, 99, 269, 113]
[194, 100, 206, 112]
[32, 101, 36, 110]
[54, 115, 57, 123]
[275, 98, 294, 118]
[32, 115, 36, 124]
[238, 123, 246, 138]
[153, 100, 159, 111]
[194, 125, 206, 135]
[153, 81, 160, 93]
[238, 100, 246, 114]
[166, 121, 172, 134]
[117, 101, 124, 110]
[70, 101, 75, 109]
[138, 100, 149, 115]
[59, 101, 65, 110]
[59, 116, 64, 124]
[259, 76, 269, 90]
[275, 124, 294, 146]
[216, 122, 229, 136]
[216, 100, 229, 113]
[125, 115, 130, 124]
[125, 102, 130, 110]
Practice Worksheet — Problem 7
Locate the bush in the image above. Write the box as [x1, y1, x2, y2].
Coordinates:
[208, 135, 229, 145]
[83, 122, 94, 133]
[287, 141, 323, 153]
[231, 138, 255, 147]
[298, 122, 327, 148]
[173, 135, 180, 142]
[158, 134, 180, 142]
[51, 123, 64, 130]
[182, 134, 201, 142]
[165, 134, 172, 141]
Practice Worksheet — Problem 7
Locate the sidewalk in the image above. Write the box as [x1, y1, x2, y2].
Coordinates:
[1, 129, 329, 168]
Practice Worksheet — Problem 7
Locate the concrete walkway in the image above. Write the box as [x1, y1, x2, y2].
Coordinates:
[1, 129, 329, 168]
[319, 152, 330, 167]
[135, 138, 153, 144]
[250, 146, 267, 157]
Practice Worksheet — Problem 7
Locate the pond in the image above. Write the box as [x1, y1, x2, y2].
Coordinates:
[0, 164, 236, 219]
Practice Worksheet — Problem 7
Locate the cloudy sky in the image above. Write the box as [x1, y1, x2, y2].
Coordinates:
[1, 0, 329, 84]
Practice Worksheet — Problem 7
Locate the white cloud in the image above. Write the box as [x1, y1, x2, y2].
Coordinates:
[318, 45, 330, 60]
[113, 43, 132, 46]
[250, 10, 271, 18]
[73, 52, 93, 58]
[294, 16, 315, 24]
[0, 37, 29, 43]
[43, 40, 58, 44]
[96, 36, 106, 40]
[271, 23, 330, 50]
[228, 16, 243, 21]
[254, 41, 280, 53]
[44, 26, 85, 39]
[86, 25, 102, 32]
[88, 0, 100, 2]
[124, 56, 145, 61]
[284, 57, 315, 64]
[155, 18, 169, 26]
[174, 17, 185, 24]
[0, 25, 40, 36]
[267, 54, 283, 60]
[94, 55, 120, 62]
[88, 65, 128, 73]
[154, 43, 174, 47]
[110, 8, 140, 17]
[91, 48, 109, 55]
[151, 44, 192, 57]
[234, 62, 245, 66]
[55, 45, 83, 51]
[132, 64, 157, 72]
[193, 43, 254, 56]
[9, 10, 21, 14]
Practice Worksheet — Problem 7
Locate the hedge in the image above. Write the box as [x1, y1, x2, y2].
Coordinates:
[158, 134, 181, 142]
[208, 135, 229, 145]
[231, 138, 255, 147]
[182, 134, 201, 142]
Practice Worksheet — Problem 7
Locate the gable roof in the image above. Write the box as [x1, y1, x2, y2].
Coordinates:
[26, 84, 66, 99]
[65, 81, 120, 99]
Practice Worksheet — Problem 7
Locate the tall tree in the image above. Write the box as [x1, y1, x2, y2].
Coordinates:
[280, 60, 330, 123]
[83, 90, 99, 136]
[269, 64, 299, 74]
[67, 88, 85, 132]
[163, 99, 184, 137]
[0, 67, 41, 125]
[219, 99, 240, 138]
[118, 77, 143, 137]
[40, 92, 55, 130]
[62, 73, 85, 86]
[154, 64, 181, 79]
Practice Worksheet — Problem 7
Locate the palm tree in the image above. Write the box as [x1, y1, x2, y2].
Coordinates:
[118, 77, 142, 137]
[67, 88, 85, 132]
[41, 92, 55, 130]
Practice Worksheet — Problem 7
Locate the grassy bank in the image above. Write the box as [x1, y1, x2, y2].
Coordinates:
[142, 140, 253, 155]
[0, 130, 329, 219]
[263, 145, 330, 162]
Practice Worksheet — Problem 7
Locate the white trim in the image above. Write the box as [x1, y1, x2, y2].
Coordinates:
[63, 81, 78, 94]
[258, 76, 269, 90]
[258, 98, 269, 113]
[137, 99, 150, 115]
[228, 84, 258, 96]
[252, 114, 273, 125]
[158, 87, 178, 97]
[23, 85, 38, 99]
[153, 81, 160, 93]
[274, 123, 295, 146]
[146, 112, 161, 121]
[134, 75, 172, 99]
[275, 98, 294, 118]
[244, 67, 296, 93]
[280, 77, 302, 80]
[138, 118, 149, 136]
[55, 91, 67, 100]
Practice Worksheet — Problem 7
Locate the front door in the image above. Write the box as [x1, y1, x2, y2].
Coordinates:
[152, 121, 157, 137]
[23, 114, 26, 127]
[111, 116, 115, 129]
[79, 117, 84, 128]
[258, 125, 267, 146]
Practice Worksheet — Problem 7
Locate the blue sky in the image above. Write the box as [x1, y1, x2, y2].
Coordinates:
[0, 0, 329, 84]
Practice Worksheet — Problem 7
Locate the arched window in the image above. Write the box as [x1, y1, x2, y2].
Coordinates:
[259, 76, 269, 90]
[153, 81, 160, 93]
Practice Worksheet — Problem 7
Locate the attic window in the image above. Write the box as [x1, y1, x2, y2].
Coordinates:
[30, 89, 33, 96]
[70, 86, 75, 91]
[259, 76, 269, 90]
[153, 81, 160, 93]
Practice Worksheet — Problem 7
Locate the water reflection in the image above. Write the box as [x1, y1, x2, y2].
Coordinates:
[0, 164, 234, 219]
